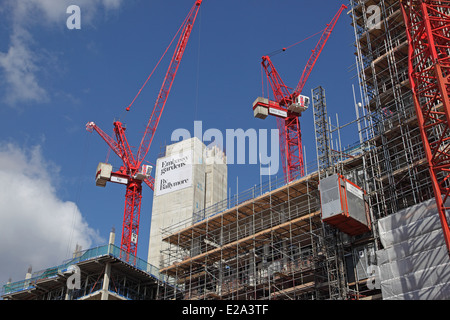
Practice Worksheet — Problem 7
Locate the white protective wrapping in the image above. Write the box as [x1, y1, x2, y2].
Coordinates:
[376, 198, 450, 300]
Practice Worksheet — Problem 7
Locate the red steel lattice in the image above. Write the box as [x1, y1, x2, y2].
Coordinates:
[401, 0, 450, 256]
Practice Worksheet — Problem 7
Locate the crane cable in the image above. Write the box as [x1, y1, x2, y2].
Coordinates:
[123, 10, 192, 116]
[262, 27, 326, 98]
[194, 7, 202, 121]
[267, 27, 326, 58]
[65, 131, 91, 260]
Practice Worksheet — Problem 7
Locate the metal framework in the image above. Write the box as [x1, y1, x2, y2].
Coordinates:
[157, 166, 381, 300]
[312, 86, 333, 176]
[155, 0, 450, 301]
[86, 0, 202, 256]
[400, 0, 450, 256]
[153, 0, 450, 301]
[1, 243, 162, 300]
[156, 0, 450, 300]
[7, 0, 450, 301]
[137, 0, 450, 300]
[349, 0, 436, 223]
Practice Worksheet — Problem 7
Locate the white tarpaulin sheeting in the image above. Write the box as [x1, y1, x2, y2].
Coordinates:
[376, 198, 450, 300]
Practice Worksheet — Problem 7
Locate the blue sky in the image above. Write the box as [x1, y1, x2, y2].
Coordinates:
[0, 0, 361, 285]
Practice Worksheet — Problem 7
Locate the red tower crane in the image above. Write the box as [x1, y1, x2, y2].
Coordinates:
[400, 0, 450, 256]
[86, 0, 203, 257]
[253, 4, 347, 182]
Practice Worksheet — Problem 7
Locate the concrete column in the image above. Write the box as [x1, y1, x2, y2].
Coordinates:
[101, 262, 111, 300]
[72, 244, 82, 259]
[109, 227, 116, 245]
[25, 265, 32, 280]
[108, 227, 116, 255]
[101, 227, 115, 300]
[25, 265, 33, 294]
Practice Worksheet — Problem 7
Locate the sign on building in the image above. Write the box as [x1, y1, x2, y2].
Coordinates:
[154, 151, 193, 196]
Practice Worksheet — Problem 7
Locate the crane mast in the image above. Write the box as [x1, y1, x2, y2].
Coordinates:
[400, 0, 450, 257]
[86, 0, 202, 257]
[254, 4, 347, 182]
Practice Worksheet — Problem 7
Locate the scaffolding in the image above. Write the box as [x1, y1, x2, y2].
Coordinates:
[159, 172, 325, 300]
[312, 86, 334, 176]
[157, 159, 383, 300]
[2, 243, 164, 300]
[350, 0, 436, 223]
[3, 0, 449, 301]
[155, 0, 450, 301]
[155, 0, 415, 301]
[347, 0, 449, 299]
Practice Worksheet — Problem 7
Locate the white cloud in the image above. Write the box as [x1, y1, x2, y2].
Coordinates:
[0, 142, 102, 286]
[15, 0, 124, 25]
[102, 0, 123, 11]
[0, 26, 49, 106]
[0, 0, 124, 106]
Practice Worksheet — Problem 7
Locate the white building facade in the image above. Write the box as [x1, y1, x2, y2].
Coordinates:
[147, 137, 227, 269]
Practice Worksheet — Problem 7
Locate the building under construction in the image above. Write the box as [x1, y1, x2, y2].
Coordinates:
[1, 229, 166, 300]
[2, 0, 450, 301]
[156, 0, 450, 300]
